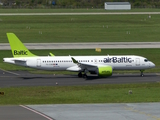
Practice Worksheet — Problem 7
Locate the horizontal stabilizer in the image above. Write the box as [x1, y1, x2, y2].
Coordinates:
[13, 59, 26, 62]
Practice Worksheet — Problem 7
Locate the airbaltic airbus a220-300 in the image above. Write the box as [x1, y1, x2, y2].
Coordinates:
[3, 33, 155, 79]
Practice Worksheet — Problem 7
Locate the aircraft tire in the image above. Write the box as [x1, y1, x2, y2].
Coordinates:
[83, 74, 88, 80]
[140, 70, 144, 77]
[78, 72, 82, 78]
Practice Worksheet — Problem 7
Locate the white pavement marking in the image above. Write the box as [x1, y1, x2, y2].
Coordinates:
[20, 105, 53, 120]
[0, 12, 160, 16]
[0, 68, 19, 76]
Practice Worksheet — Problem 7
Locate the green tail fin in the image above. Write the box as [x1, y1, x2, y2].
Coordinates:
[6, 33, 36, 58]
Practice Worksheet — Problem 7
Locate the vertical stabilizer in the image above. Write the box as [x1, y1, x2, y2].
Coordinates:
[6, 33, 36, 58]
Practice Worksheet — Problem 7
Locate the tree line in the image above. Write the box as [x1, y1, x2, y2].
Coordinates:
[1, 0, 160, 8]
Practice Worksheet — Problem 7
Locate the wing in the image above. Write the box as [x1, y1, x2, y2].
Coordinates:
[71, 57, 113, 76]
[71, 57, 103, 72]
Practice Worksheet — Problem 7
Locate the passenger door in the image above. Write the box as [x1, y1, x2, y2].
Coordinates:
[136, 58, 140, 66]
[37, 59, 41, 67]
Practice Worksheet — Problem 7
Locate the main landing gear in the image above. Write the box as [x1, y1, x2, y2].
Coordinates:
[78, 72, 82, 78]
[140, 70, 144, 77]
[78, 72, 88, 79]
[83, 74, 88, 79]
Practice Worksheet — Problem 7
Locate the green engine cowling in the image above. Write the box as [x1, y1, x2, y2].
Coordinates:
[97, 66, 112, 77]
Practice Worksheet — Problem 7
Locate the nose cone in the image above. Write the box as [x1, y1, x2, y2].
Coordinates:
[3, 58, 6, 62]
[150, 62, 155, 68]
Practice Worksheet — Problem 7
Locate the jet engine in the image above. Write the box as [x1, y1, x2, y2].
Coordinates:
[96, 66, 112, 77]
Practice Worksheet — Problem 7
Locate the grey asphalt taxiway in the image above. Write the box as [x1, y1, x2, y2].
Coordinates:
[0, 105, 52, 120]
[0, 69, 160, 87]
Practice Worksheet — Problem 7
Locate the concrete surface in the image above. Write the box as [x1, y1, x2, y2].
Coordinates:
[1, 42, 160, 50]
[27, 103, 160, 120]
[0, 12, 160, 16]
[1, 103, 160, 120]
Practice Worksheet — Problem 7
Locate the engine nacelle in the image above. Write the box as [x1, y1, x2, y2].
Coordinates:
[96, 66, 112, 77]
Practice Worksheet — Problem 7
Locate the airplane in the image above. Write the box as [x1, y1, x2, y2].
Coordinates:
[3, 33, 155, 79]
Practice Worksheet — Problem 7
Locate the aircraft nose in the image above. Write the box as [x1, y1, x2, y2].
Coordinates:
[150, 62, 155, 68]
[3, 58, 5, 62]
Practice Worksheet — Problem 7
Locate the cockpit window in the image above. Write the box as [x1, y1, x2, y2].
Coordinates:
[144, 59, 149, 62]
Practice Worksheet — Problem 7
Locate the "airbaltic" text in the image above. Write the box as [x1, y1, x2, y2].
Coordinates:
[104, 57, 133, 63]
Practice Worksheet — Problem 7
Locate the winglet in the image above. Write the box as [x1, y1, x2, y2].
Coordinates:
[49, 53, 55, 56]
[71, 57, 78, 63]
[6, 33, 36, 58]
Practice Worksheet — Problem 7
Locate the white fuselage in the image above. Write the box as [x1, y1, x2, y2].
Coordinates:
[3, 55, 155, 72]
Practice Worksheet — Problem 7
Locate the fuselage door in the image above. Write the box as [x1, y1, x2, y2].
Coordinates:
[136, 58, 140, 66]
[94, 59, 97, 64]
[37, 59, 41, 67]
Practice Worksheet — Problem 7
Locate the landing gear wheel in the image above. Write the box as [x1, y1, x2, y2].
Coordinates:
[140, 70, 144, 77]
[83, 74, 88, 80]
[78, 72, 82, 78]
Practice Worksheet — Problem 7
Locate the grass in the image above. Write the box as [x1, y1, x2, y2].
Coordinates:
[0, 48, 159, 73]
[0, 14, 160, 42]
[0, 83, 160, 105]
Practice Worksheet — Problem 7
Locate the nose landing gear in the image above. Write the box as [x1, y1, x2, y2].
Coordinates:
[140, 70, 144, 77]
